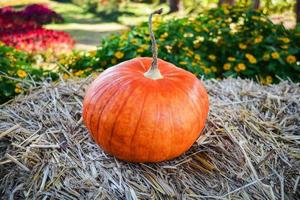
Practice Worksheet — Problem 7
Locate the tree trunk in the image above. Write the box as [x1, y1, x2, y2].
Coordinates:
[297, 0, 300, 23]
[253, 0, 260, 9]
[168, 0, 180, 13]
[218, 0, 235, 6]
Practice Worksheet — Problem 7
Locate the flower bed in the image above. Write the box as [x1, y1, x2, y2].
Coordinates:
[0, 28, 75, 55]
[65, 6, 300, 83]
[0, 4, 74, 56]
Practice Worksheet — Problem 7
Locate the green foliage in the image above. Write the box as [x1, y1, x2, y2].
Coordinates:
[185, 0, 295, 15]
[251, 0, 295, 14]
[65, 6, 300, 84]
[0, 43, 58, 103]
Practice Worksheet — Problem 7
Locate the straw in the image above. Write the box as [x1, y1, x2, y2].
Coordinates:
[0, 77, 299, 199]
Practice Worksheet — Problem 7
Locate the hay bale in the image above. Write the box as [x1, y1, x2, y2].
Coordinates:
[0, 78, 299, 199]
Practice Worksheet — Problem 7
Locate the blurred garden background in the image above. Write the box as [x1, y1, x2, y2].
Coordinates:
[0, 0, 299, 103]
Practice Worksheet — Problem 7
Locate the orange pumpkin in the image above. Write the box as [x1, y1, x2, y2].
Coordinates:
[82, 9, 209, 163]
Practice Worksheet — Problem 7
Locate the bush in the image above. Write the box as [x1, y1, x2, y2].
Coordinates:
[65, 5, 300, 83]
[0, 43, 58, 103]
[0, 4, 63, 25]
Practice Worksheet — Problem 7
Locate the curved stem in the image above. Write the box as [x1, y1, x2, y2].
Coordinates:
[144, 8, 163, 80]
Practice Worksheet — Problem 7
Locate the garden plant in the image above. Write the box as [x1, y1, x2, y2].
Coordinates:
[0, 42, 58, 103]
[65, 5, 300, 84]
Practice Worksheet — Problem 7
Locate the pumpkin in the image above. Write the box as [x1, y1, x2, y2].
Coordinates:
[82, 9, 209, 163]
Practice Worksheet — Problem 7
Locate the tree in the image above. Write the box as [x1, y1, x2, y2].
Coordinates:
[168, 0, 180, 13]
[218, 0, 235, 6]
[253, 0, 260, 9]
[297, 0, 300, 23]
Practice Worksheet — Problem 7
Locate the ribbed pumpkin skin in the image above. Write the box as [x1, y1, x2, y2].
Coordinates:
[83, 57, 209, 162]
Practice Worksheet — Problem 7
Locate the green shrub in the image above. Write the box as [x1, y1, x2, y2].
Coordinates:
[0, 42, 58, 103]
[65, 5, 300, 84]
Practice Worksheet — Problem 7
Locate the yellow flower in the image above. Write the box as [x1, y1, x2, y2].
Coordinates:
[263, 53, 270, 61]
[234, 66, 240, 72]
[131, 39, 138, 45]
[251, 16, 260, 20]
[137, 44, 148, 53]
[260, 77, 266, 84]
[114, 51, 124, 59]
[195, 27, 201, 32]
[111, 58, 117, 64]
[223, 8, 229, 15]
[245, 53, 257, 64]
[187, 51, 193, 57]
[193, 36, 204, 48]
[254, 36, 263, 44]
[271, 52, 280, 59]
[225, 17, 232, 23]
[266, 75, 273, 84]
[239, 43, 247, 49]
[63, 73, 69, 79]
[209, 19, 216, 24]
[14, 87, 22, 93]
[120, 34, 128, 40]
[223, 63, 231, 70]
[165, 45, 172, 53]
[203, 27, 209, 33]
[208, 54, 216, 61]
[281, 45, 288, 49]
[286, 55, 296, 64]
[137, 48, 144, 53]
[179, 61, 187, 65]
[188, 16, 196, 21]
[278, 37, 290, 43]
[235, 63, 246, 72]
[211, 66, 217, 72]
[194, 54, 201, 61]
[227, 57, 236, 62]
[160, 32, 168, 39]
[229, 23, 238, 34]
[184, 33, 194, 38]
[204, 68, 211, 74]
[0, 41, 5, 46]
[109, 35, 116, 40]
[17, 70, 27, 78]
[92, 72, 100, 78]
[183, 47, 189, 51]
[193, 42, 201, 48]
[88, 50, 97, 57]
[178, 41, 183, 47]
[74, 70, 84, 76]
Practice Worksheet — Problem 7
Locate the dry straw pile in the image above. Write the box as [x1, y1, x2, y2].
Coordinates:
[0, 78, 299, 199]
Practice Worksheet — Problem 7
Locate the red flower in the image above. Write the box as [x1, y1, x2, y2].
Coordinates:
[0, 4, 74, 55]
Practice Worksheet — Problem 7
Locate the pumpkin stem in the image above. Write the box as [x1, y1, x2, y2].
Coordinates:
[144, 8, 163, 80]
